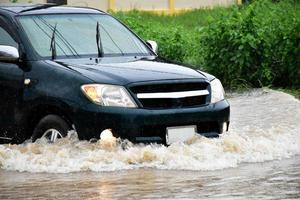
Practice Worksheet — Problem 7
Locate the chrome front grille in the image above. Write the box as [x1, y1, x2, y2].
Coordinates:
[129, 81, 210, 109]
[137, 90, 209, 99]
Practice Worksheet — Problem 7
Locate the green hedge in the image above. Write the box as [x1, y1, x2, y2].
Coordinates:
[113, 11, 194, 63]
[113, 0, 300, 89]
[113, 8, 229, 65]
[199, 0, 300, 89]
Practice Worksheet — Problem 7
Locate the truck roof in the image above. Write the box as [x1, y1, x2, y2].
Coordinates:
[0, 4, 105, 15]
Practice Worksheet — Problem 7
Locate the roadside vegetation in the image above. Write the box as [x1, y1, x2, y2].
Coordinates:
[112, 0, 299, 93]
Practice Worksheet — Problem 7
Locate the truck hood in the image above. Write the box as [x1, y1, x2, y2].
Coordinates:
[54, 57, 208, 85]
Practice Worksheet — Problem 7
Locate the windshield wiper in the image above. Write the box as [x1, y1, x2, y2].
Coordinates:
[96, 22, 104, 57]
[32, 18, 68, 57]
[50, 23, 57, 60]
[39, 17, 79, 57]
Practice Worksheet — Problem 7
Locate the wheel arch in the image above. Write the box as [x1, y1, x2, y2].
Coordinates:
[24, 101, 75, 139]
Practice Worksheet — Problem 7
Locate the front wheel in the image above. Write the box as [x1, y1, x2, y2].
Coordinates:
[32, 115, 71, 143]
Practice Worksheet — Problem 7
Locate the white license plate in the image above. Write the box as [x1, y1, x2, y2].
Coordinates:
[166, 125, 196, 145]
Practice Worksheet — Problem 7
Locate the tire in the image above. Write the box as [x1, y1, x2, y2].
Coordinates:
[32, 114, 70, 142]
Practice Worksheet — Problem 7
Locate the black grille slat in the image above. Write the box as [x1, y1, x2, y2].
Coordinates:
[129, 82, 210, 109]
[139, 96, 207, 109]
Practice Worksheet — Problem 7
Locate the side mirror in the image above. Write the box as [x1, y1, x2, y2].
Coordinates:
[146, 40, 158, 54]
[0, 45, 19, 63]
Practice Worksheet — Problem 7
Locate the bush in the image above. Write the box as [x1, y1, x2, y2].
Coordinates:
[199, 0, 300, 88]
[113, 1, 300, 89]
[113, 11, 189, 62]
[113, 8, 229, 65]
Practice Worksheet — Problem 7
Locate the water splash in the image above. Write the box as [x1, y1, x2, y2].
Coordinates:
[0, 89, 299, 173]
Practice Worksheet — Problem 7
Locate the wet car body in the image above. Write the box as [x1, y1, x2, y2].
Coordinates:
[0, 4, 229, 144]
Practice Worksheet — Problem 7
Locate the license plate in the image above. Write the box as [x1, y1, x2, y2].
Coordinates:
[166, 125, 196, 145]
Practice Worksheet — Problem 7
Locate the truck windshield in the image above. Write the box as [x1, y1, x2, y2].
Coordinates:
[18, 14, 151, 58]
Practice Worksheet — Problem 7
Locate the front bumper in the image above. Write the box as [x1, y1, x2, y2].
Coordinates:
[73, 99, 230, 144]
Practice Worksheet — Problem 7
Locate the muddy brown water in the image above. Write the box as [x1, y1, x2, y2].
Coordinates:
[0, 89, 299, 199]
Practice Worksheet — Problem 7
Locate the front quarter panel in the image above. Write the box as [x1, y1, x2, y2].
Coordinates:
[24, 60, 90, 102]
[21, 60, 93, 123]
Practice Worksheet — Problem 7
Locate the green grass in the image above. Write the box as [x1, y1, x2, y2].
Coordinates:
[113, 7, 232, 29]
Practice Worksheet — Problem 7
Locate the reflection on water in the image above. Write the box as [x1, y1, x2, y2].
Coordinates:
[0, 157, 299, 200]
[0, 89, 299, 199]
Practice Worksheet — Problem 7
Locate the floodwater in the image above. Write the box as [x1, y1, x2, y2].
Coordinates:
[0, 89, 299, 199]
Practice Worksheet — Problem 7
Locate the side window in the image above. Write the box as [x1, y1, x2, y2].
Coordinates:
[0, 27, 18, 48]
[0, 17, 18, 48]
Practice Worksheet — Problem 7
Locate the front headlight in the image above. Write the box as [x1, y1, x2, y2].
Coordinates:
[210, 78, 225, 103]
[81, 84, 137, 108]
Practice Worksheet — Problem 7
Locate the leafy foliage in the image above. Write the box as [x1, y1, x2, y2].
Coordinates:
[113, 0, 300, 89]
[113, 8, 229, 65]
[199, 0, 300, 89]
[114, 11, 189, 62]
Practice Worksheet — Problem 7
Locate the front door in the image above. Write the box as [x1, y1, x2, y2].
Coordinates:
[0, 17, 24, 142]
